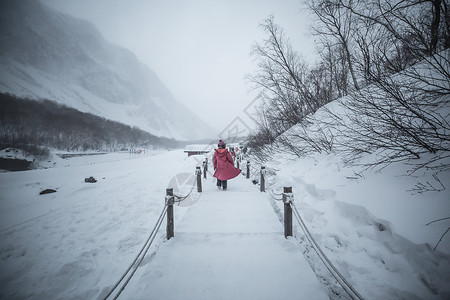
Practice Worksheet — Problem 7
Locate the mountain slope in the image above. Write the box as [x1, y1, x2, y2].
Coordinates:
[0, 0, 215, 140]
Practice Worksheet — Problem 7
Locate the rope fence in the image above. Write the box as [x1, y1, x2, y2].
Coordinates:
[173, 177, 198, 202]
[105, 154, 364, 299]
[268, 188, 284, 201]
[103, 203, 168, 300]
[104, 161, 206, 299]
[243, 157, 365, 300]
[292, 202, 364, 300]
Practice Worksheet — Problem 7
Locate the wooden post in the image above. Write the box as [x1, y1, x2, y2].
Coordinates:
[205, 157, 208, 172]
[166, 188, 174, 240]
[246, 161, 250, 179]
[203, 160, 207, 179]
[283, 186, 293, 238]
[260, 166, 266, 192]
[196, 166, 202, 192]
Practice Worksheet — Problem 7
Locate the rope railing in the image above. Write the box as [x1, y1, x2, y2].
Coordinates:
[244, 161, 282, 198]
[268, 188, 284, 201]
[292, 202, 364, 300]
[106, 155, 364, 299]
[173, 177, 198, 203]
[103, 163, 206, 299]
[103, 203, 168, 300]
[243, 157, 364, 300]
[166, 166, 204, 239]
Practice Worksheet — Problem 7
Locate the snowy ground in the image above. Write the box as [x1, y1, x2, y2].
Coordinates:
[0, 150, 199, 299]
[0, 149, 449, 299]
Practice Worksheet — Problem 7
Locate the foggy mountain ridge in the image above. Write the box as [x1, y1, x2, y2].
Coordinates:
[0, 0, 216, 140]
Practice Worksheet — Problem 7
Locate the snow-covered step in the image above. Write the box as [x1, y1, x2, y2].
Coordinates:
[123, 175, 329, 299]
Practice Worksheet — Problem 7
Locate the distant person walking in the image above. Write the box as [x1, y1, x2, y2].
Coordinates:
[213, 140, 241, 191]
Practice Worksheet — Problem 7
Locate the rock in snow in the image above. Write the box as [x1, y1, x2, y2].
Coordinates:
[84, 176, 97, 183]
[39, 189, 56, 195]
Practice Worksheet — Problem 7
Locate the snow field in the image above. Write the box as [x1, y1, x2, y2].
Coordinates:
[0, 150, 199, 299]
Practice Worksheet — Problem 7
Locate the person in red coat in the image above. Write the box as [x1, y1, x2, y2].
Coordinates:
[213, 140, 241, 190]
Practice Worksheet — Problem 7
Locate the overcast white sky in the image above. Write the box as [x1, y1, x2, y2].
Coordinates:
[43, 0, 317, 133]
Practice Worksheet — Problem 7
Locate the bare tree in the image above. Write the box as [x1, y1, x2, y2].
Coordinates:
[306, 0, 361, 90]
[247, 16, 323, 154]
[249, 1, 449, 186]
[316, 40, 350, 98]
[338, 0, 449, 54]
[302, 0, 450, 181]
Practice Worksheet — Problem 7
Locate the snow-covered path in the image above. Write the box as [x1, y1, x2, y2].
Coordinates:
[3, 149, 447, 299]
[122, 174, 328, 299]
[0, 151, 330, 300]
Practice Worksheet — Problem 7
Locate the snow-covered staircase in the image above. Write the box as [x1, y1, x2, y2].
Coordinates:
[122, 174, 329, 299]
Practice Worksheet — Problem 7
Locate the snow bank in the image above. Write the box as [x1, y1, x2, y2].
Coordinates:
[0, 150, 203, 299]
[258, 150, 450, 299]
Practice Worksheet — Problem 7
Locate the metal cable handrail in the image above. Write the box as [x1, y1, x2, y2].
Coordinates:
[268, 187, 284, 201]
[173, 177, 198, 202]
[106, 157, 364, 300]
[103, 203, 168, 300]
[244, 156, 364, 299]
[291, 203, 364, 300]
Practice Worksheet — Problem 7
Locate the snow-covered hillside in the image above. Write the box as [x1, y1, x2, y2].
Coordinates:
[258, 151, 450, 299]
[0, 0, 215, 140]
[247, 92, 450, 298]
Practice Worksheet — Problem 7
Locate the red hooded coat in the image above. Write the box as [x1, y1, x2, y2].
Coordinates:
[213, 148, 241, 181]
